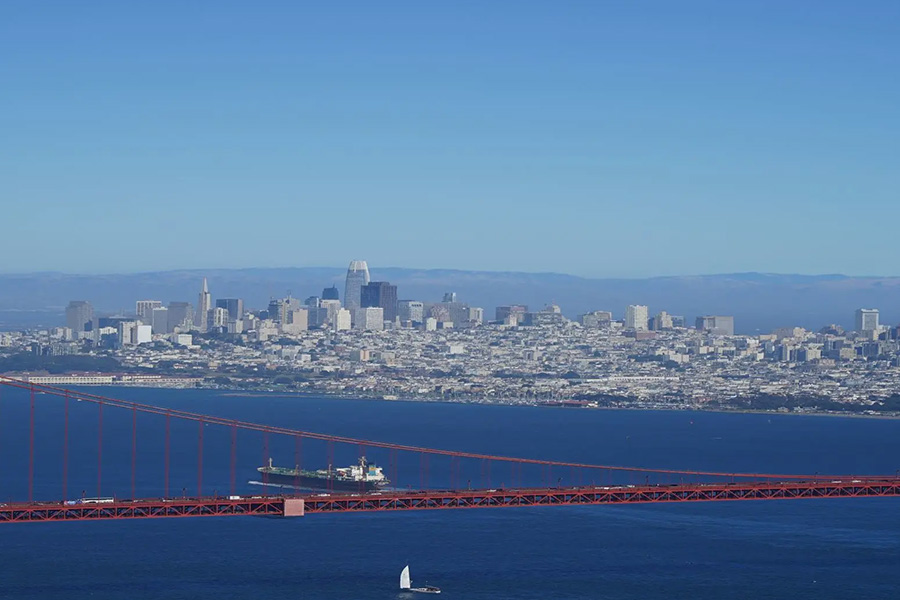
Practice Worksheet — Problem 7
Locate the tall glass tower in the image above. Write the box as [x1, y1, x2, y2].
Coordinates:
[344, 260, 370, 312]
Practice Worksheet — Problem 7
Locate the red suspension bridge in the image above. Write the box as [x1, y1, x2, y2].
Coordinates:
[0, 375, 898, 524]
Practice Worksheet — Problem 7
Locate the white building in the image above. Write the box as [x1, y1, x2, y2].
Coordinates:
[855, 308, 879, 332]
[625, 305, 649, 331]
[334, 308, 352, 331]
[135, 324, 152, 344]
[207, 306, 229, 330]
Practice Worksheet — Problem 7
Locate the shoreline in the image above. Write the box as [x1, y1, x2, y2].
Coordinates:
[7, 374, 899, 420]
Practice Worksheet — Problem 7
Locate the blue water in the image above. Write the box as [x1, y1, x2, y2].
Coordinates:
[1, 387, 899, 599]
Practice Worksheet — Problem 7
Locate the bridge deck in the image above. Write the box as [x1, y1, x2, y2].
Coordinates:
[3, 479, 899, 523]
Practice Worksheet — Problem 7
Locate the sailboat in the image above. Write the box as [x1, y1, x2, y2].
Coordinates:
[400, 565, 441, 594]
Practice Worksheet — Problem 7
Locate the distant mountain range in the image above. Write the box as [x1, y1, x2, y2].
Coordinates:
[1, 268, 899, 334]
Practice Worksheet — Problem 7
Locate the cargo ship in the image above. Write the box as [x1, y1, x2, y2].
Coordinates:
[257, 456, 390, 492]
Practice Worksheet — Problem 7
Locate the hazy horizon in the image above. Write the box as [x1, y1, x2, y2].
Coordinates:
[1, 265, 900, 281]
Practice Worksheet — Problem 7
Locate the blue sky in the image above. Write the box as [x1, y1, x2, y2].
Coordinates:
[2, 1, 898, 277]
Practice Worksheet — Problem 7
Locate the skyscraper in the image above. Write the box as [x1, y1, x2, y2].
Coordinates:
[361, 281, 398, 322]
[855, 308, 879, 332]
[167, 301, 194, 332]
[65, 301, 93, 333]
[625, 305, 649, 330]
[344, 260, 370, 312]
[136, 300, 162, 324]
[322, 285, 340, 301]
[197, 278, 211, 333]
[216, 298, 244, 322]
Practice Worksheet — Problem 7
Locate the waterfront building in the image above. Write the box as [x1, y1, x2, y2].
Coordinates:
[197, 278, 211, 333]
[344, 260, 370, 313]
[65, 301, 93, 333]
[625, 305, 649, 331]
[855, 308, 879, 332]
[361, 281, 398, 322]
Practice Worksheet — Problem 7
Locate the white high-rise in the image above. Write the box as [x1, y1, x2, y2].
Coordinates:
[197, 278, 211, 332]
[334, 308, 352, 331]
[625, 305, 649, 331]
[855, 308, 879, 332]
[344, 260, 370, 312]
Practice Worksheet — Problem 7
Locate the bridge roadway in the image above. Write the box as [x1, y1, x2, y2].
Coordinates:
[2, 478, 899, 523]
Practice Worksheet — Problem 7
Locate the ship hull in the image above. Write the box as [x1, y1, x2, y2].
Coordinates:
[260, 470, 385, 492]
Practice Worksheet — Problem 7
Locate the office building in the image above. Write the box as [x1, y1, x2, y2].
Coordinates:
[135, 300, 162, 324]
[197, 278, 211, 333]
[135, 325, 152, 345]
[651, 311, 674, 331]
[216, 298, 244, 322]
[321, 299, 342, 323]
[307, 307, 329, 328]
[207, 307, 229, 331]
[496, 305, 528, 324]
[167, 302, 194, 332]
[344, 260, 370, 312]
[268, 296, 301, 323]
[855, 309, 879, 332]
[398, 300, 424, 323]
[361, 281, 398, 322]
[151, 307, 169, 335]
[65, 301, 93, 333]
[625, 305, 649, 331]
[282, 308, 308, 334]
[696, 315, 735, 336]
[581, 311, 613, 328]
[322, 285, 340, 301]
[334, 308, 352, 331]
[117, 321, 137, 346]
[354, 307, 384, 331]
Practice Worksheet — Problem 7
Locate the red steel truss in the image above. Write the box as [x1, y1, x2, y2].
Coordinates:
[2, 479, 898, 523]
[0, 497, 286, 523]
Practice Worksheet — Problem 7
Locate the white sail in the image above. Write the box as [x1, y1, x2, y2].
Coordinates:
[400, 565, 411, 590]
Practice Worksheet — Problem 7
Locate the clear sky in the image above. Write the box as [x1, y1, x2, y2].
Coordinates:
[2, 1, 898, 277]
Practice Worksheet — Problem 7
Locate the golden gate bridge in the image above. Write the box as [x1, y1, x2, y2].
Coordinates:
[0, 375, 898, 524]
